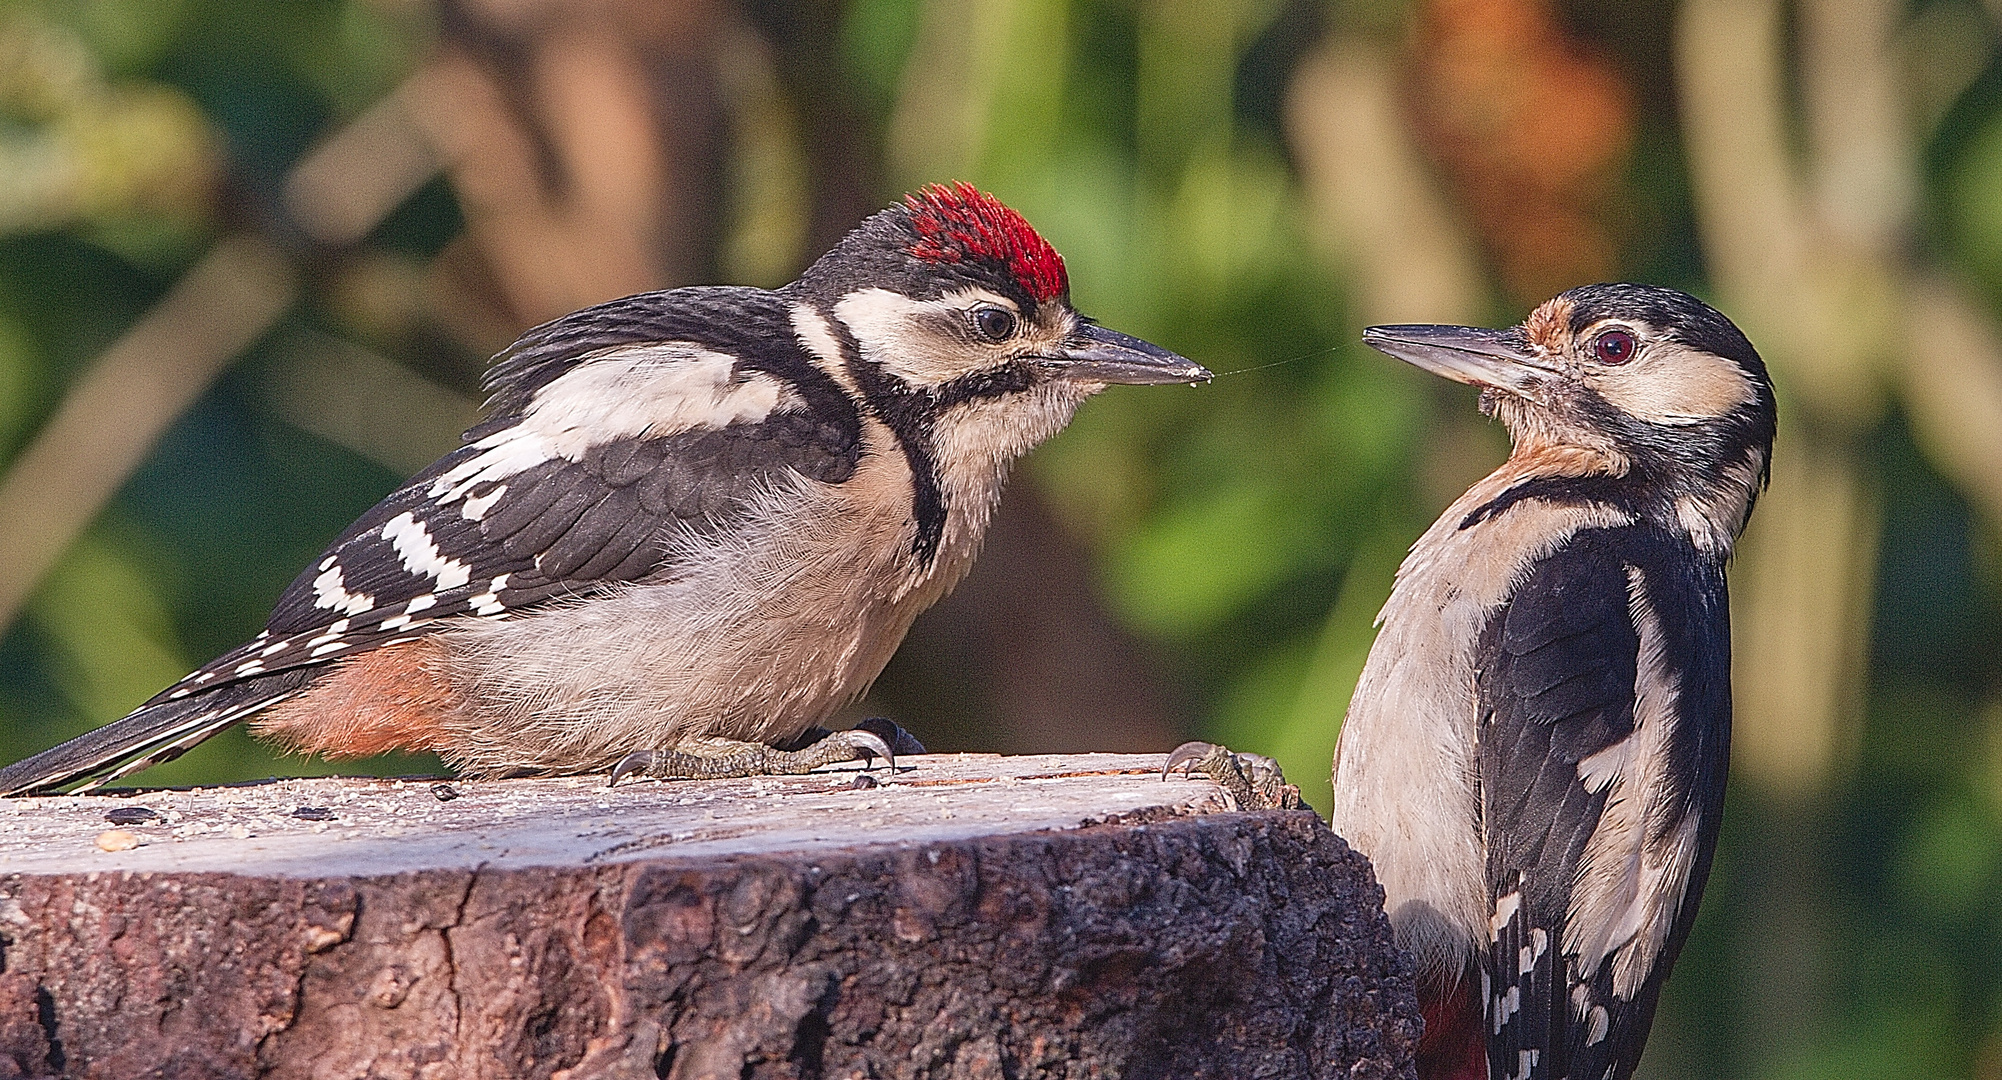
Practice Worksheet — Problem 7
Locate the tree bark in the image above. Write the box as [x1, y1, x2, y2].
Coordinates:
[0, 754, 1416, 1080]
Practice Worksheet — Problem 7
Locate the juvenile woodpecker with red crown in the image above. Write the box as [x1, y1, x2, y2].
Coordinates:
[0, 183, 1209, 797]
[1333, 284, 1775, 1080]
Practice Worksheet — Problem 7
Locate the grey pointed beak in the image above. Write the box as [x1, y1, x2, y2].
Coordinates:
[1362, 323, 1555, 397]
[1039, 323, 1211, 385]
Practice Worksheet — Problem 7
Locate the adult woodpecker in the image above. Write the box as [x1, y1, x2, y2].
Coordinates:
[1331, 284, 1775, 1080]
[0, 182, 1209, 797]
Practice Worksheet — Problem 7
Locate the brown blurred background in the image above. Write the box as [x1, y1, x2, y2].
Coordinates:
[4, 0, 2002, 1074]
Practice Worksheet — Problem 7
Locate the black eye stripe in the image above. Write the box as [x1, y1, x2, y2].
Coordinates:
[934, 362, 1036, 406]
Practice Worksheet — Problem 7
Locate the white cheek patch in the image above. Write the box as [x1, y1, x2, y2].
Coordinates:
[834, 286, 1024, 385]
[1594, 342, 1757, 424]
[429, 344, 800, 504]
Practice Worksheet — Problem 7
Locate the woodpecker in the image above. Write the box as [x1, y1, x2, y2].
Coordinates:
[0, 182, 1209, 797]
[1330, 284, 1775, 1080]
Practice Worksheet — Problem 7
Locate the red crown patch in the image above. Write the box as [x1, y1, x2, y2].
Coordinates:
[904, 182, 1068, 303]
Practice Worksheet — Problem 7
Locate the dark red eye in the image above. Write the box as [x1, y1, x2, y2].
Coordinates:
[1592, 328, 1637, 365]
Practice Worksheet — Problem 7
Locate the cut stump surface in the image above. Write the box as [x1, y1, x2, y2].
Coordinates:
[0, 752, 1418, 1080]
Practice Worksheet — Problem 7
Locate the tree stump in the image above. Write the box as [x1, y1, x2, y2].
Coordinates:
[0, 753, 1418, 1080]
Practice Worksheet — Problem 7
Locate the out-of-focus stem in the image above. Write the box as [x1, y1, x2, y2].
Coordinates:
[1901, 277, 2002, 526]
[1801, 0, 1913, 250]
[1285, 41, 1487, 325]
[1678, 0, 1888, 796]
[0, 235, 296, 631]
[1678, 1, 1921, 1072]
[404, 48, 668, 324]
[284, 81, 441, 249]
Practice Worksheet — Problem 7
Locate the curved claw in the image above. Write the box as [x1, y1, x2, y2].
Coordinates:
[845, 729, 896, 773]
[609, 751, 654, 787]
[1163, 741, 1219, 780]
[856, 717, 927, 757]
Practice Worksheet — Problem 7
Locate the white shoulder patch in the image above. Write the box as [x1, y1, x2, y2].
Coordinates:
[1564, 565, 1704, 1000]
[429, 343, 802, 506]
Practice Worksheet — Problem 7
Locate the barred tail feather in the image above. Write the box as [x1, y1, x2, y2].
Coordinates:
[0, 671, 311, 796]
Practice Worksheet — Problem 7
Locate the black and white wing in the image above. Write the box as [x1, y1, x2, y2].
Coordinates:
[0, 287, 862, 795]
[1477, 525, 1731, 1080]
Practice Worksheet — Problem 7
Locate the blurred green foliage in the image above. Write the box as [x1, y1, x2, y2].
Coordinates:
[3, 0, 2002, 1077]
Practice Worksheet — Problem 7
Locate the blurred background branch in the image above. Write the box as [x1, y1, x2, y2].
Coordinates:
[5, 0, 2002, 1075]
[0, 233, 292, 631]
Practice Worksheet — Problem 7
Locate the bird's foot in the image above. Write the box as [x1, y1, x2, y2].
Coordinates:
[777, 717, 927, 757]
[1163, 741, 1306, 811]
[610, 726, 897, 787]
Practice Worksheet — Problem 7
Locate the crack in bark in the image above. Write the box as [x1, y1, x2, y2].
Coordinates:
[443, 864, 482, 1066]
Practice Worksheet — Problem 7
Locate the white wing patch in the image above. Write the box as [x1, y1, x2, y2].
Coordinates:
[1585, 1003, 1611, 1045]
[1576, 731, 1632, 794]
[469, 575, 509, 617]
[1520, 926, 1548, 973]
[1491, 889, 1522, 941]
[383, 512, 473, 590]
[310, 563, 375, 616]
[1564, 564, 1704, 1000]
[1493, 984, 1520, 1033]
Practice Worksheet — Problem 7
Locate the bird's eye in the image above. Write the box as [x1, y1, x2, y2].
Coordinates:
[1591, 328, 1638, 365]
[972, 305, 1017, 342]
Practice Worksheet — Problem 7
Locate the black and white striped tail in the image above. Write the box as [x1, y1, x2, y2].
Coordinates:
[0, 671, 310, 796]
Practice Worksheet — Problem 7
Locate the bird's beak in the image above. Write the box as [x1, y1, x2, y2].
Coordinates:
[1038, 324, 1212, 385]
[1362, 323, 1556, 398]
